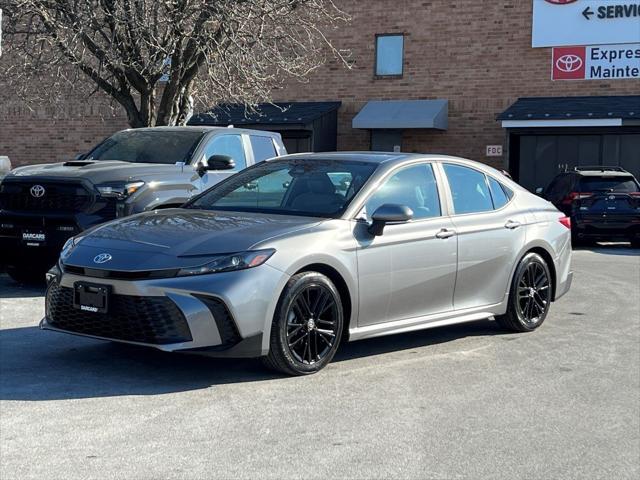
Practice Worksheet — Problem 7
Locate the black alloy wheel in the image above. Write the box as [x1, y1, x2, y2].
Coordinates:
[516, 260, 551, 326]
[263, 272, 343, 375]
[496, 252, 553, 332]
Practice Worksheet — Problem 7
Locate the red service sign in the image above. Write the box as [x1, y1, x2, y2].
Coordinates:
[552, 46, 586, 80]
[552, 44, 640, 80]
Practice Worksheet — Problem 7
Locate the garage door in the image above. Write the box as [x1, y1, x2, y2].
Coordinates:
[518, 134, 640, 191]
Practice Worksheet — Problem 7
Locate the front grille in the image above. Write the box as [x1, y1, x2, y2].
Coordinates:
[46, 283, 192, 345]
[0, 182, 92, 213]
[62, 264, 178, 280]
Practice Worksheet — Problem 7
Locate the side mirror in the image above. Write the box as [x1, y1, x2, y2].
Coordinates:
[368, 204, 413, 236]
[197, 154, 235, 177]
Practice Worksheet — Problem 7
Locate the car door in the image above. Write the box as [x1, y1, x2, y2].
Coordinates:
[440, 163, 526, 310]
[195, 133, 251, 193]
[355, 163, 458, 327]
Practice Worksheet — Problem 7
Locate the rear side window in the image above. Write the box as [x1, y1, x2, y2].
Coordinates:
[250, 136, 277, 162]
[579, 176, 639, 193]
[488, 177, 511, 209]
[443, 164, 493, 214]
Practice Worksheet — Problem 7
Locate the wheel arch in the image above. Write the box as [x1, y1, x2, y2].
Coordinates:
[293, 263, 353, 342]
[520, 246, 558, 301]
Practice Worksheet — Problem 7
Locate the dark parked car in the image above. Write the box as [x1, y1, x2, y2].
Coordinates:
[0, 127, 286, 283]
[540, 166, 640, 247]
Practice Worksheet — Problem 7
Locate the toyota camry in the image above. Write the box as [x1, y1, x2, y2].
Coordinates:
[42, 153, 573, 375]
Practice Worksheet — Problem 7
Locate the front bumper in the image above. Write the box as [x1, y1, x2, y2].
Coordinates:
[41, 264, 289, 358]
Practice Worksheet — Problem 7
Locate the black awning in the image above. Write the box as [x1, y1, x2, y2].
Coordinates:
[189, 101, 342, 127]
[498, 96, 640, 121]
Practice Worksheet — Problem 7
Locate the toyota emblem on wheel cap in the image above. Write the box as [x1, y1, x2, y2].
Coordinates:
[93, 253, 113, 264]
[30, 185, 46, 198]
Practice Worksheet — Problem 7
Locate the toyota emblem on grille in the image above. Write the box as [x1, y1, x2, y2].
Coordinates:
[556, 54, 583, 73]
[30, 184, 46, 198]
[93, 253, 113, 264]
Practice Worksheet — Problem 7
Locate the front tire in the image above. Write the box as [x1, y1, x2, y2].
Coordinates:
[262, 272, 344, 376]
[496, 253, 552, 333]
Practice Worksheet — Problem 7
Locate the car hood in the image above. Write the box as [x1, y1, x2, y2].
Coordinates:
[6, 160, 182, 184]
[64, 209, 322, 271]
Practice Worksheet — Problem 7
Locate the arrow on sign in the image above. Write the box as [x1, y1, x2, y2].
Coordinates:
[582, 6, 594, 20]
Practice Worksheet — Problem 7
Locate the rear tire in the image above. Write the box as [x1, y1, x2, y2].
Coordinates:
[495, 253, 552, 333]
[262, 272, 343, 376]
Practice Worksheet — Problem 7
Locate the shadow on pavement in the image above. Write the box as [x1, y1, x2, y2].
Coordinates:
[0, 320, 510, 401]
[0, 274, 46, 299]
[572, 241, 639, 257]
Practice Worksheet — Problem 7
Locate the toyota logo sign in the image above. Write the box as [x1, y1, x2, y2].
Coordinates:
[93, 253, 113, 264]
[544, 0, 578, 4]
[30, 185, 46, 198]
[556, 54, 583, 73]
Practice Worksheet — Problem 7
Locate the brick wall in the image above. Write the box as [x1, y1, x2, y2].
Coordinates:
[1, 0, 638, 168]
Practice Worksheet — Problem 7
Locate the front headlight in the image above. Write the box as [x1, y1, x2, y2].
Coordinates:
[60, 235, 82, 262]
[177, 249, 275, 277]
[96, 181, 145, 199]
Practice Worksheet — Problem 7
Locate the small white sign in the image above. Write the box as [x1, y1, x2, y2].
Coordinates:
[486, 145, 503, 157]
[532, 0, 640, 48]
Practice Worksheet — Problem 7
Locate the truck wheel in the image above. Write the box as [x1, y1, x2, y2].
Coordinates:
[6, 263, 48, 285]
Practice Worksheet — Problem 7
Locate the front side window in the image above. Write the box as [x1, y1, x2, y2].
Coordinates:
[189, 159, 377, 218]
[87, 130, 204, 164]
[364, 164, 441, 220]
[203, 135, 247, 170]
[375, 34, 404, 76]
[250, 136, 278, 162]
[443, 164, 493, 214]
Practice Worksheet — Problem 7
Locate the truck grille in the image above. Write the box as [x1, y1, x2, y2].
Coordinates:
[46, 283, 193, 345]
[0, 181, 93, 213]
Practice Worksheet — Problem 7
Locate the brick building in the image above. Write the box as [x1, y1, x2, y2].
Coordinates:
[1, 0, 639, 191]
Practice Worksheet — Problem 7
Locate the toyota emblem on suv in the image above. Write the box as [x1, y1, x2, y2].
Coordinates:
[93, 253, 113, 264]
[30, 184, 46, 198]
[556, 54, 583, 73]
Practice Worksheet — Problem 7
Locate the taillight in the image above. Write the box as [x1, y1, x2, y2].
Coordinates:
[561, 192, 592, 205]
[559, 216, 571, 229]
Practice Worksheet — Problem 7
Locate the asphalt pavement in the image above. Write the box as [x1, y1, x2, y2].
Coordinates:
[1, 245, 639, 479]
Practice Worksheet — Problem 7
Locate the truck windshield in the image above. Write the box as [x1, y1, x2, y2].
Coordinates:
[86, 130, 204, 164]
[187, 158, 378, 218]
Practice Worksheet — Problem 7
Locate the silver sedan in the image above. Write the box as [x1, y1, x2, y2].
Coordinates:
[42, 153, 573, 375]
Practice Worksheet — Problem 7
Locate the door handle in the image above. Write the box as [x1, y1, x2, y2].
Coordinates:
[435, 228, 456, 239]
[504, 220, 522, 229]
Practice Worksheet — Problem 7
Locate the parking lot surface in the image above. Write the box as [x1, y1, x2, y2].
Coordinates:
[1, 246, 639, 479]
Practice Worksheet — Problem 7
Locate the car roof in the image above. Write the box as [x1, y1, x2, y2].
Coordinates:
[573, 170, 634, 177]
[121, 126, 279, 136]
[269, 151, 477, 165]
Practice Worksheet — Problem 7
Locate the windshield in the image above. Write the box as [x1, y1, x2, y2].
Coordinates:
[188, 158, 378, 218]
[86, 130, 204, 164]
[579, 176, 640, 193]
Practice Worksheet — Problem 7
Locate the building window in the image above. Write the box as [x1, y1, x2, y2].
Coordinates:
[375, 34, 404, 76]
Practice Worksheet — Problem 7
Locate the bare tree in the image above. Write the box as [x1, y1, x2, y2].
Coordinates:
[0, 0, 349, 127]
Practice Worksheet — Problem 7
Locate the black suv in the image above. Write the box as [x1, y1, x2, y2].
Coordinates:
[541, 166, 640, 247]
